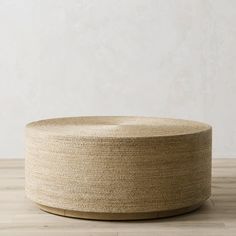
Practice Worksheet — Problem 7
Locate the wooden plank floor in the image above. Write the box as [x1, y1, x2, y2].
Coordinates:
[0, 159, 236, 236]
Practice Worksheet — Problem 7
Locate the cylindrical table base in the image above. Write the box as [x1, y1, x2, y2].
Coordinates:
[37, 202, 203, 221]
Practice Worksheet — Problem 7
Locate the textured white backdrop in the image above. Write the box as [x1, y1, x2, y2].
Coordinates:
[0, 0, 236, 158]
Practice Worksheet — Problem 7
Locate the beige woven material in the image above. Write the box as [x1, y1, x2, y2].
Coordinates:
[25, 116, 212, 220]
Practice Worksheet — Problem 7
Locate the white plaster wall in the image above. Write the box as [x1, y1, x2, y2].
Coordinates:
[0, 0, 236, 158]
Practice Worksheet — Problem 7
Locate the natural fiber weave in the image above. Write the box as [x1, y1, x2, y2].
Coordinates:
[25, 116, 212, 220]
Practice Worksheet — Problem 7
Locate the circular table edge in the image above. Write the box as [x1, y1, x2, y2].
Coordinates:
[37, 202, 204, 221]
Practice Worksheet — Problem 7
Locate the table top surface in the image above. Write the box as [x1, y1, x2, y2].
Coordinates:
[26, 116, 211, 137]
[0, 158, 235, 236]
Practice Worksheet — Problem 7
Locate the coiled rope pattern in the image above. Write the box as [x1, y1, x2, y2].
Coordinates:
[25, 116, 211, 220]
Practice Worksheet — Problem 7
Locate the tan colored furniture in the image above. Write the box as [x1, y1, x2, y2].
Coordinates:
[25, 116, 212, 220]
[1, 159, 235, 235]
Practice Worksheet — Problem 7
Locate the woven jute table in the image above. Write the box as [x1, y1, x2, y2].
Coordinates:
[25, 116, 212, 220]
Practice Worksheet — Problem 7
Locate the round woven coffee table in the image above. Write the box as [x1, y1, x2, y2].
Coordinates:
[25, 116, 212, 220]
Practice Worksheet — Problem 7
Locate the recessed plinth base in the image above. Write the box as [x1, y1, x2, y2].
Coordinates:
[37, 202, 203, 221]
